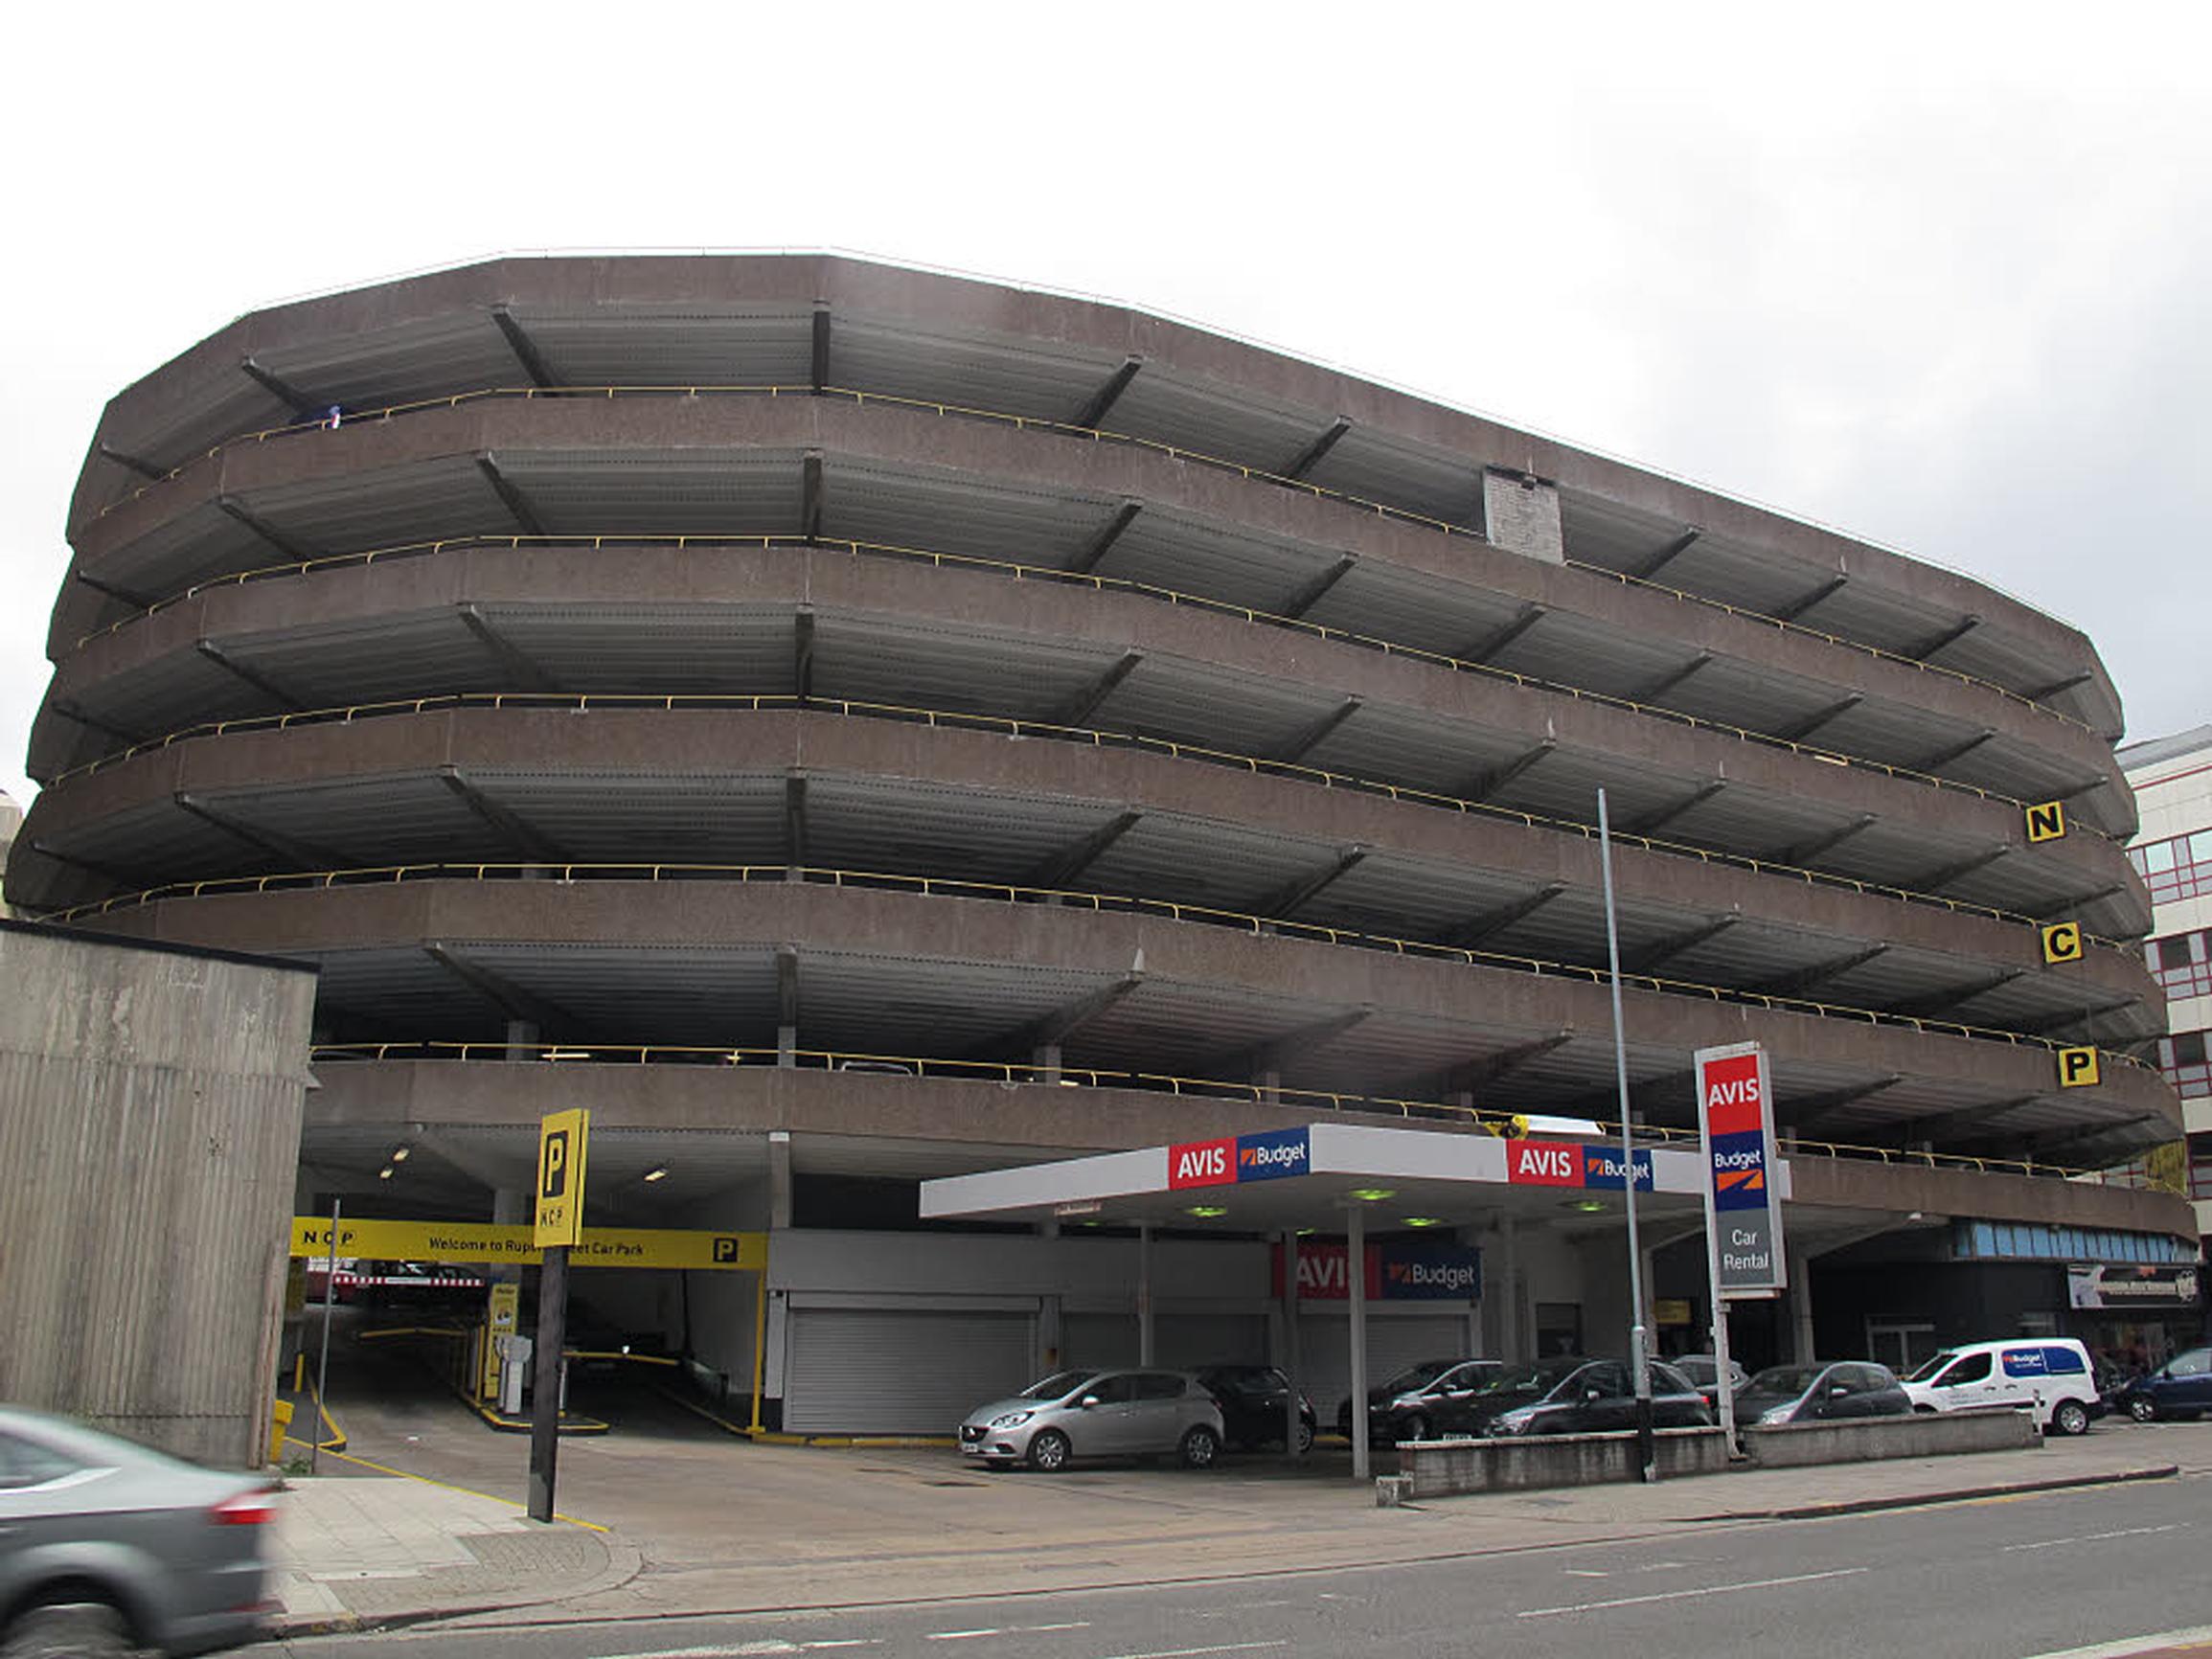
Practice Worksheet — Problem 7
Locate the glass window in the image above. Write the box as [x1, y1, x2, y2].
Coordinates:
[2176, 1032, 2208, 1067]
[2144, 839, 2177, 873]
[1939, 1352, 1993, 1385]
[2169, 1350, 2210, 1377]
[1086, 1374, 1138, 1405]
[1135, 1373, 1188, 1400]
[0, 1430, 80, 1489]
[2041, 1347, 2087, 1375]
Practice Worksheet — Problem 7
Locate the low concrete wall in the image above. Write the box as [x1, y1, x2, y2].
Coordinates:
[1398, 1427, 1728, 1498]
[1743, 1407, 2039, 1467]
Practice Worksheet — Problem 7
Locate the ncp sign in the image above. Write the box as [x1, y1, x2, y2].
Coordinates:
[1696, 1042, 1786, 1294]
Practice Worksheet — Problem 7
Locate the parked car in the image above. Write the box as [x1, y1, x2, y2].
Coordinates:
[1482, 1358, 1714, 1437]
[958, 1369, 1225, 1471]
[0, 1406, 276, 1657]
[1337, 1358, 1500, 1443]
[1900, 1338, 2101, 1435]
[1731, 1360, 1912, 1427]
[1673, 1352, 1750, 1412]
[1193, 1365, 1316, 1453]
[2112, 1347, 2212, 1422]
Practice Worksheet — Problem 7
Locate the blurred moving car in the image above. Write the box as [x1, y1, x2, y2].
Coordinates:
[1900, 1338, 2101, 1436]
[1192, 1365, 1316, 1453]
[0, 1406, 275, 1657]
[1673, 1352, 1750, 1412]
[2112, 1347, 2212, 1422]
[1482, 1358, 1714, 1437]
[1731, 1361, 1912, 1427]
[1336, 1358, 1499, 1443]
[958, 1369, 1225, 1471]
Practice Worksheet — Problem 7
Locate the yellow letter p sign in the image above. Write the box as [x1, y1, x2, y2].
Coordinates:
[2056, 1047, 2101, 1089]
[535, 1108, 590, 1247]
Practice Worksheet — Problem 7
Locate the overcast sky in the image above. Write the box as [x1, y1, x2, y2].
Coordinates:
[4, 2, 2207, 817]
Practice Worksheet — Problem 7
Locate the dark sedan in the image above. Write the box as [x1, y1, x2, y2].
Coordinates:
[1481, 1358, 1713, 1436]
[1193, 1365, 1317, 1453]
[0, 1407, 276, 1656]
[1337, 1358, 1500, 1443]
[2114, 1347, 2212, 1421]
[1732, 1360, 1912, 1427]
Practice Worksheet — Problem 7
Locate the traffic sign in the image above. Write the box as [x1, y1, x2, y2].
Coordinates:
[534, 1109, 590, 1247]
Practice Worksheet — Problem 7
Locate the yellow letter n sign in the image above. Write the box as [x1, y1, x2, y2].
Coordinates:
[535, 1109, 590, 1247]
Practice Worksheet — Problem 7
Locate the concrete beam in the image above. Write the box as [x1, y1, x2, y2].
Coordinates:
[1780, 813, 1878, 866]
[1632, 529, 1700, 580]
[1754, 943, 1889, 998]
[1255, 845, 1367, 920]
[216, 495, 308, 560]
[1780, 1076, 1904, 1136]
[1882, 967, 2025, 1020]
[1067, 500, 1144, 576]
[1633, 651, 1713, 704]
[1070, 357, 1142, 430]
[983, 970, 1146, 1058]
[785, 774, 809, 874]
[1279, 554, 1357, 621]
[1914, 845, 2011, 893]
[1624, 780, 1726, 837]
[490, 307, 557, 389]
[810, 303, 832, 393]
[1464, 602, 1547, 665]
[458, 604, 559, 692]
[793, 609, 816, 701]
[194, 641, 305, 711]
[1438, 1032, 1575, 1094]
[423, 942, 580, 1034]
[1626, 915, 1739, 975]
[1773, 574, 1849, 623]
[1773, 694, 1863, 742]
[439, 767, 571, 865]
[800, 452, 824, 539]
[173, 790, 344, 868]
[1023, 809, 1144, 891]
[1917, 729, 1996, 772]
[1274, 697, 1362, 764]
[1445, 882, 1567, 948]
[239, 357, 320, 419]
[476, 454, 547, 535]
[1463, 739, 1556, 803]
[1906, 613, 1982, 662]
[1049, 650, 1145, 727]
[1281, 417, 1352, 482]
[97, 443, 169, 481]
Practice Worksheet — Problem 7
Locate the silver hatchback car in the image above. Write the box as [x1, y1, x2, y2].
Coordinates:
[959, 1369, 1226, 1471]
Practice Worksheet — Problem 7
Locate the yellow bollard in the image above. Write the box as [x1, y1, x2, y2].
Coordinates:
[269, 1398, 295, 1463]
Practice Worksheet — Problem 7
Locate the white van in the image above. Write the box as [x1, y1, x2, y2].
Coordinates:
[1900, 1338, 2100, 1436]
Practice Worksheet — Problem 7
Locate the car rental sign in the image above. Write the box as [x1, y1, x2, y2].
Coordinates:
[1696, 1042, 1787, 1295]
[1169, 1126, 1311, 1189]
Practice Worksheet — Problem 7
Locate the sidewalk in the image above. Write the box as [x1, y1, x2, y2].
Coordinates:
[266, 1418, 2206, 1637]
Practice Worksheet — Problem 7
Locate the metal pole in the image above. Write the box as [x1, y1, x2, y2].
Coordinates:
[311, 1198, 339, 1475]
[1281, 1229, 1302, 1462]
[528, 1243, 569, 1523]
[1598, 788, 1656, 1483]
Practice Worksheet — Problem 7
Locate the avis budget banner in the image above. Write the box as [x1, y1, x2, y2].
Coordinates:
[1695, 1042, 1786, 1295]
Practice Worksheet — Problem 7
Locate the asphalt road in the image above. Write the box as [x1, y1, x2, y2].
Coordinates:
[273, 1471, 2212, 1659]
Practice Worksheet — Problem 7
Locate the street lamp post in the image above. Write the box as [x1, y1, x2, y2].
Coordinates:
[1597, 787, 1656, 1482]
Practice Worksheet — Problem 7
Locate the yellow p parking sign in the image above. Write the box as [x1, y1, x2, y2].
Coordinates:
[2057, 1047, 2101, 1089]
[535, 1109, 590, 1247]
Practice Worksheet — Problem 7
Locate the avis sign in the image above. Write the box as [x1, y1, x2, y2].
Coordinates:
[1696, 1042, 1785, 1295]
[1169, 1127, 1311, 1190]
[1504, 1139, 1653, 1191]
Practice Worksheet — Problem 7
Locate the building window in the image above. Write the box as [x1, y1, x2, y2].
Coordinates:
[2160, 1029, 2212, 1101]
[2148, 930, 2212, 999]
[2131, 830, 2212, 904]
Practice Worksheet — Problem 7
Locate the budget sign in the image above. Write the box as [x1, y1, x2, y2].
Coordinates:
[1695, 1043, 1785, 1294]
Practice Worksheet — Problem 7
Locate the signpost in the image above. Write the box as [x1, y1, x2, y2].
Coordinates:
[529, 1109, 588, 1523]
[1695, 1042, 1785, 1450]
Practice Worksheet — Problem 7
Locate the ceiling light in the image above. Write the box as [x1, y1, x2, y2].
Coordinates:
[545, 1048, 590, 1061]
[1186, 1205, 1229, 1218]
[390, 1145, 411, 1163]
[1402, 1216, 1445, 1228]
[1565, 1197, 1607, 1214]
[1349, 1188, 1396, 1203]
[643, 1167, 669, 1183]
[377, 1167, 395, 1181]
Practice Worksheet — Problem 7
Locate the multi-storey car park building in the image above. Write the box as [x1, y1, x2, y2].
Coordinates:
[9, 255, 2199, 1431]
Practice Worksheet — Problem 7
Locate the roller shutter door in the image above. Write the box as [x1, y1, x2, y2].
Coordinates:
[784, 1307, 1034, 1434]
[1295, 1313, 1472, 1421]
[1063, 1314, 1267, 1370]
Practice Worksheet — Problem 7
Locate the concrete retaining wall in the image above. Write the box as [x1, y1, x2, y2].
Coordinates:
[0, 921, 316, 1466]
[1392, 1410, 2040, 1499]
[1743, 1407, 2040, 1466]
[1398, 1427, 1729, 1497]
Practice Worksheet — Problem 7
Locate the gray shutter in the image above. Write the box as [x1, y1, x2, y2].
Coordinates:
[1295, 1312, 1471, 1421]
[784, 1307, 1034, 1434]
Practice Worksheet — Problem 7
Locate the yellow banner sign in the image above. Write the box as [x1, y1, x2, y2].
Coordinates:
[290, 1216, 764, 1271]
[535, 1108, 590, 1247]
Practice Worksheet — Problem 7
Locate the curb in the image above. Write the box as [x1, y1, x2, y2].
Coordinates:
[1681, 1463, 2180, 1522]
[271, 1523, 646, 1638]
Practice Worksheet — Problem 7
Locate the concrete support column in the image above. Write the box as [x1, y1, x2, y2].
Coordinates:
[1136, 1223, 1154, 1364]
[1481, 467, 1564, 563]
[1034, 1042, 1062, 1085]
[1279, 1229, 1303, 1461]
[1496, 1216, 1524, 1363]
[504, 1019, 539, 1062]
[1789, 1245, 1817, 1363]
[1257, 1066, 1281, 1106]
[491, 1188, 527, 1282]
[1348, 1204, 1370, 1483]
[767, 1130, 792, 1231]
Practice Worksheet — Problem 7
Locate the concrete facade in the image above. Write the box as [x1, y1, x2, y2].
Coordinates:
[7, 255, 2193, 1427]
[0, 921, 316, 1465]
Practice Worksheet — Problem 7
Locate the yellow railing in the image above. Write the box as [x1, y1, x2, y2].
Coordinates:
[302, 1037, 2121, 1186]
[85, 380, 2100, 738]
[41, 858, 2154, 1074]
[66, 528, 2112, 830]
[39, 686, 2139, 953]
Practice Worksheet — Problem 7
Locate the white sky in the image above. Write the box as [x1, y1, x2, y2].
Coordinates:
[5, 1, 2209, 817]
